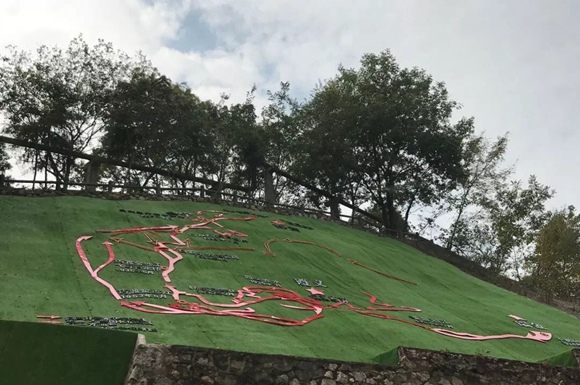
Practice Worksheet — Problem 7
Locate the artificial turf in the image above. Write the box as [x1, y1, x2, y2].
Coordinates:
[0, 195, 579, 368]
[0, 320, 136, 385]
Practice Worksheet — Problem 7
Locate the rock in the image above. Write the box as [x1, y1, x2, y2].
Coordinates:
[352, 372, 366, 382]
[201, 375, 214, 384]
[321, 379, 337, 385]
[451, 377, 463, 385]
[328, 363, 338, 371]
[273, 361, 293, 372]
[222, 376, 237, 385]
[230, 360, 245, 370]
[336, 372, 348, 383]
[298, 361, 315, 372]
[197, 357, 209, 365]
[338, 364, 351, 372]
[439, 379, 452, 385]
[275, 374, 289, 385]
[416, 372, 430, 382]
[289, 379, 300, 385]
[325, 371, 334, 378]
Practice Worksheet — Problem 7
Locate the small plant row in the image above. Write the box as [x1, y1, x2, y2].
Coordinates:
[119, 288, 170, 299]
[309, 294, 348, 303]
[64, 316, 157, 331]
[116, 267, 157, 274]
[285, 220, 314, 230]
[188, 286, 237, 296]
[190, 233, 248, 244]
[272, 222, 301, 232]
[122, 293, 168, 299]
[115, 260, 161, 270]
[119, 208, 192, 219]
[244, 275, 281, 287]
[65, 316, 153, 325]
[409, 316, 454, 329]
[179, 250, 240, 262]
[557, 338, 580, 347]
[118, 289, 171, 295]
[293, 278, 327, 287]
[514, 320, 546, 330]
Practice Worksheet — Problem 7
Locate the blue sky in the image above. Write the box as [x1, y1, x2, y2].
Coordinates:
[168, 10, 218, 54]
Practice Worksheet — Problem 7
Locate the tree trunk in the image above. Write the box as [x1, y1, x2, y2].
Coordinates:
[32, 150, 39, 190]
[404, 198, 415, 232]
[386, 190, 397, 230]
[446, 189, 471, 250]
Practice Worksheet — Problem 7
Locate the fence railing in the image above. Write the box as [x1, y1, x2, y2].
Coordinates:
[0, 177, 358, 223]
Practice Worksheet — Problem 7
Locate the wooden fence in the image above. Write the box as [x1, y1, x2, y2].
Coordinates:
[0, 176, 359, 223]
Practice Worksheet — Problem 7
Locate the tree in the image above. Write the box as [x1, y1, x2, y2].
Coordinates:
[0, 35, 150, 189]
[259, 82, 307, 205]
[304, 50, 473, 230]
[452, 175, 553, 277]
[294, 78, 363, 217]
[442, 133, 511, 250]
[0, 143, 11, 173]
[101, 71, 215, 189]
[206, 91, 259, 198]
[530, 206, 580, 299]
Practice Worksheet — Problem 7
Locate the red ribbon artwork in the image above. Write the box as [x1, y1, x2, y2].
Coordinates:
[75, 210, 551, 343]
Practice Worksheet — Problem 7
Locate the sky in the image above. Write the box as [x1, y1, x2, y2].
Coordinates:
[1, 0, 579, 213]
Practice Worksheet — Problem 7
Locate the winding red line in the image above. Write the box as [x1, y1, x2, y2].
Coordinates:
[74, 212, 553, 341]
[75, 237, 121, 300]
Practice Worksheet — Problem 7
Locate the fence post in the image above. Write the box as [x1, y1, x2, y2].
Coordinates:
[155, 184, 161, 196]
[83, 161, 101, 192]
[200, 185, 205, 198]
[329, 196, 340, 220]
[233, 190, 238, 204]
[0, 174, 4, 188]
[264, 168, 275, 207]
[107, 181, 113, 193]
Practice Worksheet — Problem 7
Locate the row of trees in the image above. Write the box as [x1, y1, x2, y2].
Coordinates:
[0, 37, 577, 299]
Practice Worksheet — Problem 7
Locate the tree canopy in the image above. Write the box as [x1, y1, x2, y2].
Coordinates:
[1, 38, 574, 296]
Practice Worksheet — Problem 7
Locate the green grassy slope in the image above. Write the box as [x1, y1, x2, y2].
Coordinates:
[0, 195, 578, 367]
[0, 320, 136, 385]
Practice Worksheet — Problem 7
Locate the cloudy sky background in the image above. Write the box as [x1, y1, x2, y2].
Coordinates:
[1, 0, 579, 213]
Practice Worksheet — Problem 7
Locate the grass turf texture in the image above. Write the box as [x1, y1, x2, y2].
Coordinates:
[0, 320, 136, 385]
[0, 195, 579, 367]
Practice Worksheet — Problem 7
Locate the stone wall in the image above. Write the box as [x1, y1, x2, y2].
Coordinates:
[125, 343, 580, 385]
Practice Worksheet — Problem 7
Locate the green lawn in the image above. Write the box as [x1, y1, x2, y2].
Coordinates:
[0, 320, 136, 385]
[0, 195, 579, 367]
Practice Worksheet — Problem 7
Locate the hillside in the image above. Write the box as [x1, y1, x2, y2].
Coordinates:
[0, 195, 579, 367]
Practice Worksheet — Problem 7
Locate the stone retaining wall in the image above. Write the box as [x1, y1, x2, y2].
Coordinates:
[125, 343, 580, 385]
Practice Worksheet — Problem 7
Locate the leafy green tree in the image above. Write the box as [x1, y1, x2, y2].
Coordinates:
[294, 78, 362, 217]
[101, 71, 215, 189]
[487, 175, 553, 278]
[206, 90, 259, 197]
[452, 175, 553, 277]
[442, 133, 511, 250]
[258, 82, 309, 205]
[303, 50, 473, 230]
[530, 206, 580, 299]
[0, 35, 150, 189]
